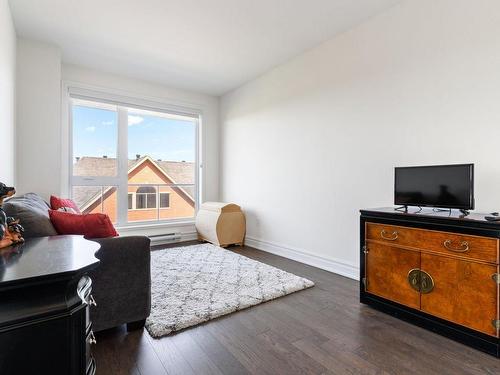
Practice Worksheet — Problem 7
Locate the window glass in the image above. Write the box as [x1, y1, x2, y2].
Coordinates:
[70, 96, 198, 225]
[72, 99, 117, 177]
[72, 185, 117, 223]
[160, 193, 170, 208]
[127, 108, 196, 185]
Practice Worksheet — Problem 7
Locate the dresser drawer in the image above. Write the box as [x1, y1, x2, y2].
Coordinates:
[366, 222, 499, 263]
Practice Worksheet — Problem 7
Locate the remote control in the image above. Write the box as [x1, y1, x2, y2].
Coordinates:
[485, 216, 500, 221]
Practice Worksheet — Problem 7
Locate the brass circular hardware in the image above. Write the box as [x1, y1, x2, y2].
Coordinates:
[420, 270, 434, 294]
[408, 269, 421, 292]
[443, 239, 469, 253]
[407, 269, 435, 294]
[380, 229, 398, 241]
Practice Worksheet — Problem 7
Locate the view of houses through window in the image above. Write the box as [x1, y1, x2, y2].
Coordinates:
[70, 97, 198, 225]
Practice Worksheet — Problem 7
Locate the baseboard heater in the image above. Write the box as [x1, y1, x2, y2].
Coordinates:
[148, 233, 182, 244]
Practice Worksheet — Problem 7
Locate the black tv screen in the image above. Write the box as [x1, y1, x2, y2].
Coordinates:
[394, 164, 474, 210]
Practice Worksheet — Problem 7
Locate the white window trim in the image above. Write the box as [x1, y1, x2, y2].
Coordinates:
[61, 82, 202, 228]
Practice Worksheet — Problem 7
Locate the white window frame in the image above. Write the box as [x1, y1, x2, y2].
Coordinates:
[62, 84, 201, 228]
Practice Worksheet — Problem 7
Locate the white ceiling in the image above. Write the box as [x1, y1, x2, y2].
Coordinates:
[9, 0, 401, 96]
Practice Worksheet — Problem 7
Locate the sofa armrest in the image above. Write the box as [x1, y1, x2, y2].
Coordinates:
[90, 235, 151, 270]
[87, 235, 151, 331]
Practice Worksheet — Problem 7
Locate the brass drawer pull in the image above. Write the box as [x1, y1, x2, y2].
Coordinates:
[380, 229, 398, 241]
[443, 239, 469, 253]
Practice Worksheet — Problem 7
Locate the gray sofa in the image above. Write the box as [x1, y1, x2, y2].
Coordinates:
[3, 193, 151, 332]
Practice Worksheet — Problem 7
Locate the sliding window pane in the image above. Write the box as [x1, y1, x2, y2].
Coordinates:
[72, 99, 118, 177]
[127, 108, 196, 187]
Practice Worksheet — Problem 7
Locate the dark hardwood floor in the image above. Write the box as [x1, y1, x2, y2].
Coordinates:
[94, 243, 500, 375]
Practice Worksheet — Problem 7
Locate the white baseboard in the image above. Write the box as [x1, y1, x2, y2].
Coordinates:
[245, 236, 359, 280]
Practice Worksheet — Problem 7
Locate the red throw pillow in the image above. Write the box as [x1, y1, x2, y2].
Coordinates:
[50, 195, 82, 214]
[49, 210, 118, 239]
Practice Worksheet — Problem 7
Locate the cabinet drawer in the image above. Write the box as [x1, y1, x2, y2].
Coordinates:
[366, 222, 499, 263]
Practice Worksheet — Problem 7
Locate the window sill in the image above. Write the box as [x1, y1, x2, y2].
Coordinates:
[116, 219, 195, 232]
[127, 208, 171, 211]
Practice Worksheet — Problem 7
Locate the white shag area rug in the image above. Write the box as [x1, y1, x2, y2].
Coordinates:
[145, 243, 314, 338]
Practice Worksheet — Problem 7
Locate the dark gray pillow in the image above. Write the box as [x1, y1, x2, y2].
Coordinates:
[3, 193, 58, 238]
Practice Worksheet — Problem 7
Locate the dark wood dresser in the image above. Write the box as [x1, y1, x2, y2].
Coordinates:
[360, 207, 500, 357]
[0, 235, 100, 374]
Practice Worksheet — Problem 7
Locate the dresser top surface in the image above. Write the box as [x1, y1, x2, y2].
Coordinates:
[360, 207, 500, 228]
[0, 235, 100, 287]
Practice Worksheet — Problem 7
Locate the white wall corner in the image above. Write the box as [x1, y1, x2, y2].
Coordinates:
[0, 0, 16, 185]
[245, 236, 359, 280]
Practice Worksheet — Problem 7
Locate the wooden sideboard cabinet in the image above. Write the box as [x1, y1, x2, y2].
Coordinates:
[360, 208, 500, 357]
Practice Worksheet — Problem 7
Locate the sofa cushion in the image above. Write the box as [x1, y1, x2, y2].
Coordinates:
[49, 210, 118, 239]
[3, 193, 58, 238]
[50, 195, 82, 214]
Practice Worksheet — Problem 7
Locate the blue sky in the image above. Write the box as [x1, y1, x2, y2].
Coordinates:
[73, 105, 196, 162]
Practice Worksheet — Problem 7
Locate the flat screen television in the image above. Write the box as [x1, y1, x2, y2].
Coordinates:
[394, 164, 474, 210]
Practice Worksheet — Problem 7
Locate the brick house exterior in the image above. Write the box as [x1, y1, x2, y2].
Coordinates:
[73, 156, 195, 223]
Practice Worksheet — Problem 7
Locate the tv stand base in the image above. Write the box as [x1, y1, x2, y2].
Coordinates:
[394, 205, 408, 213]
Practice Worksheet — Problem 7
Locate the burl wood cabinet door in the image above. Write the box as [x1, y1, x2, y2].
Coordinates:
[420, 253, 499, 337]
[366, 243, 421, 309]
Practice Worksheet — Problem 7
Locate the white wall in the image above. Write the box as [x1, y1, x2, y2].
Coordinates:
[0, 0, 16, 185]
[220, 0, 500, 279]
[16, 39, 62, 199]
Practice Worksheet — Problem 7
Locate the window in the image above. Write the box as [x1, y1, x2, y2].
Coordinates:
[136, 187, 157, 209]
[69, 93, 198, 225]
[160, 193, 170, 208]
